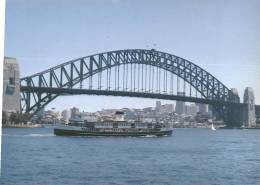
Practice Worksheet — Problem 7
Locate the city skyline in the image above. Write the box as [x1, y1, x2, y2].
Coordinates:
[41, 100, 210, 128]
[4, 0, 260, 111]
[44, 100, 201, 113]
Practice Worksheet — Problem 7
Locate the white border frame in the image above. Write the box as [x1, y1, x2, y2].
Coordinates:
[0, 0, 6, 174]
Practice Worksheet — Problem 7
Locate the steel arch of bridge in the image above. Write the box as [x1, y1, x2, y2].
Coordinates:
[20, 49, 239, 115]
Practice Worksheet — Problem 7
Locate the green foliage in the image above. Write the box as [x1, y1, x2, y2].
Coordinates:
[2, 111, 8, 125]
[8, 112, 31, 125]
[21, 112, 31, 124]
[9, 112, 18, 124]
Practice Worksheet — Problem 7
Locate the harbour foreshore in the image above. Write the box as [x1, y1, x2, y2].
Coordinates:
[2, 124, 43, 128]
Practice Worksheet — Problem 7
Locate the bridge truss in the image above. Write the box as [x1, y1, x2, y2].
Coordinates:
[20, 49, 239, 115]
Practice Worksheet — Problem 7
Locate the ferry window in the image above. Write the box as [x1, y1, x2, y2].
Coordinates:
[9, 77, 15, 85]
[113, 123, 118, 128]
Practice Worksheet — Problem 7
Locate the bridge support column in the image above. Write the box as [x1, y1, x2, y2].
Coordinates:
[212, 105, 224, 121]
[226, 105, 244, 127]
[243, 87, 256, 127]
[212, 105, 243, 127]
[225, 88, 243, 127]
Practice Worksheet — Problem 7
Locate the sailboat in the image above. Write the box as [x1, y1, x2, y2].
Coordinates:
[211, 123, 216, 131]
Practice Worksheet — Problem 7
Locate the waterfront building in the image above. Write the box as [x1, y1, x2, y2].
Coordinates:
[124, 110, 136, 120]
[80, 112, 99, 122]
[143, 107, 154, 113]
[2, 57, 20, 114]
[42, 110, 60, 124]
[143, 117, 156, 123]
[31, 107, 45, 123]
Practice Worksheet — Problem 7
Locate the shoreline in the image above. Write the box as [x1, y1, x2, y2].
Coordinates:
[218, 126, 260, 129]
[2, 124, 260, 129]
[2, 124, 43, 128]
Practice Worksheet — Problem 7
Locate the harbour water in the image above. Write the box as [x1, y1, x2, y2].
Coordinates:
[1, 128, 260, 185]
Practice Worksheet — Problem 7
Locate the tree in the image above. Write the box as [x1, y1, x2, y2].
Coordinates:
[9, 112, 17, 124]
[2, 111, 8, 125]
[21, 112, 30, 124]
[9, 112, 21, 124]
[7, 112, 31, 125]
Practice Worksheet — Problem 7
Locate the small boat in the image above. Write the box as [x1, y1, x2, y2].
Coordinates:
[211, 123, 216, 131]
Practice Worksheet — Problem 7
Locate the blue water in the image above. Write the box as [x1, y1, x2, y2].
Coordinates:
[0, 128, 260, 185]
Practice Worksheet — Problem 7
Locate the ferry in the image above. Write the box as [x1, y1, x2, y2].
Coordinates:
[54, 112, 173, 137]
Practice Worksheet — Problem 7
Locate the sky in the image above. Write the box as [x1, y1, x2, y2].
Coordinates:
[4, 0, 260, 112]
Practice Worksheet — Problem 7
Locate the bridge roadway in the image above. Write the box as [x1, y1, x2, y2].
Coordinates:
[20, 86, 245, 107]
[21, 85, 260, 125]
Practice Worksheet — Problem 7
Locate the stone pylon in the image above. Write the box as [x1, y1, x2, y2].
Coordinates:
[3, 57, 21, 114]
[225, 88, 243, 127]
[231, 88, 240, 103]
[243, 87, 256, 127]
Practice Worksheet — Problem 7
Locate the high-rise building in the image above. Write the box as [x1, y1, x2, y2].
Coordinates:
[207, 105, 213, 117]
[197, 103, 208, 115]
[37, 108, 45, 119]
[185, 103, 197, 116]
[3, 57, 20, 114]
[70, 107, 80, 119]
[175, 92, 185, 115]
[61, 109, 71, 124]
[160, 104, 174, 113]
[156, 101, 161, 111]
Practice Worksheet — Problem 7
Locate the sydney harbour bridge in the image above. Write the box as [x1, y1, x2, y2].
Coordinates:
[19, 49, 259, 127]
